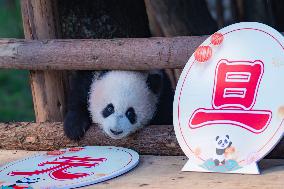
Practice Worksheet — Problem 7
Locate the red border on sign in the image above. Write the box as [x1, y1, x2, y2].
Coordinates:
[177, 27, 284, 163]
[0, 147, 135, 187]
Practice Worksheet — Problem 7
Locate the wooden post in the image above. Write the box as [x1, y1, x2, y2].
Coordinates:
[20, 0, 68, 122]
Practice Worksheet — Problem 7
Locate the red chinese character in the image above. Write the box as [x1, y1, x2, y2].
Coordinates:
[9, 156, 107, 180]
[189, 59, 272, 133]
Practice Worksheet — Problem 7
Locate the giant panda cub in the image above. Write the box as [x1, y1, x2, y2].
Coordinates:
[64, 70, 173, 140]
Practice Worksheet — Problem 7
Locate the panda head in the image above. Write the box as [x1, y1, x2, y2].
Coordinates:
[215, 135, 230, 149]
[88, 71, 162, 139]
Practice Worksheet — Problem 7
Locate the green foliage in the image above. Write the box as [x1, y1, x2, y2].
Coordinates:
[0, 0, 23, 38]
[0, 0, 35, 121]
[0, 70, 34, 121]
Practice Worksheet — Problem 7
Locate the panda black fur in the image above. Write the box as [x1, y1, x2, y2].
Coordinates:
[64, 70, 173, 140]
[214, 135, 232, 166]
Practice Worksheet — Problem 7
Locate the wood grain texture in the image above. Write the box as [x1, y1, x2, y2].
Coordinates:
[0, 36, 206, 70]
[20, 0, 68, 122]
[0, 122, 181, 155]
[0, 122, 283, 158]
[0, 151, 284, 189]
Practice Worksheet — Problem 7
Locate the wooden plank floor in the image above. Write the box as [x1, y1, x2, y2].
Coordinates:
[0, 150, 284, 189]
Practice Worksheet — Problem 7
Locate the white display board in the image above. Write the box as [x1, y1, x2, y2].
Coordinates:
[173, 22, 284, 174]
[0, 146, 139, 188]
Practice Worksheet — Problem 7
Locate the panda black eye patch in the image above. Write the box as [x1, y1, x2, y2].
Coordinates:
[126, 107, 137, 124]
[102, 103, 114, 118]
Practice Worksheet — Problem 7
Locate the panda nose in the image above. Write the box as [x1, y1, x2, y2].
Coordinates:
[110, 129, 123, 135]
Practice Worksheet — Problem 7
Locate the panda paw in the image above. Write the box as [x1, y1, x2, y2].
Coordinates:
[63, 110, 91, 141]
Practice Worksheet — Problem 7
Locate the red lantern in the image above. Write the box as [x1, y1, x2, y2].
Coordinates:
[211, 32, 224, 46]
[194, 46, 212, 62]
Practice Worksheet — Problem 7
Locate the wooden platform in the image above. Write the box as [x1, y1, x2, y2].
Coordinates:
[0, 150, 284, 189]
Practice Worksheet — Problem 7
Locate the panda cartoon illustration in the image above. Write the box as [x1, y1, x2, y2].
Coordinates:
[16, 176, 41, 184]
[214, 135, 232, 166]
[64, 70, 173, 140]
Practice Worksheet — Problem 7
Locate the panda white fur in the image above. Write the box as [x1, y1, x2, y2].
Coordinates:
[64, 70, 173, 140]
[214, 135, 232, 166]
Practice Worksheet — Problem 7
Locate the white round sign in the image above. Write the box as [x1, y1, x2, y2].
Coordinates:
[0, 146, 139, 188]
[173, 22, 284, 174]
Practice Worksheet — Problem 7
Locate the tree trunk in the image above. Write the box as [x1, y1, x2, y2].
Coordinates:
[145, 0, 217, 36]
[145, 0, 217, 87]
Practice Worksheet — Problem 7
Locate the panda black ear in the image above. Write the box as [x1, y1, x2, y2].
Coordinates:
[226, 135, 229, 139]
[216, 136, 219, 141]
[98, 70, 109, 79]
[146, 73, 162, 94]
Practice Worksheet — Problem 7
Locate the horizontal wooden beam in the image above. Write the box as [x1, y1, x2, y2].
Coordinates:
[0, 122, 283, 158]
[0, 36, 206, 70]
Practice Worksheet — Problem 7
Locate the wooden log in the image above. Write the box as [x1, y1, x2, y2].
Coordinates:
[0, 36, 206, 70]
[0, 122, 182, 155]
[0, 122, 283, 158]
[20, 0, 68, 122]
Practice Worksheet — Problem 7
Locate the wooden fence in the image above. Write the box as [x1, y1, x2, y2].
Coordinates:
[0, 0, 283, 158]
[0, 36, 284, 158]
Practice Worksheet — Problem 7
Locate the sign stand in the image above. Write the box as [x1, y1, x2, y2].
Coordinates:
[182, 160, 259, 174]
